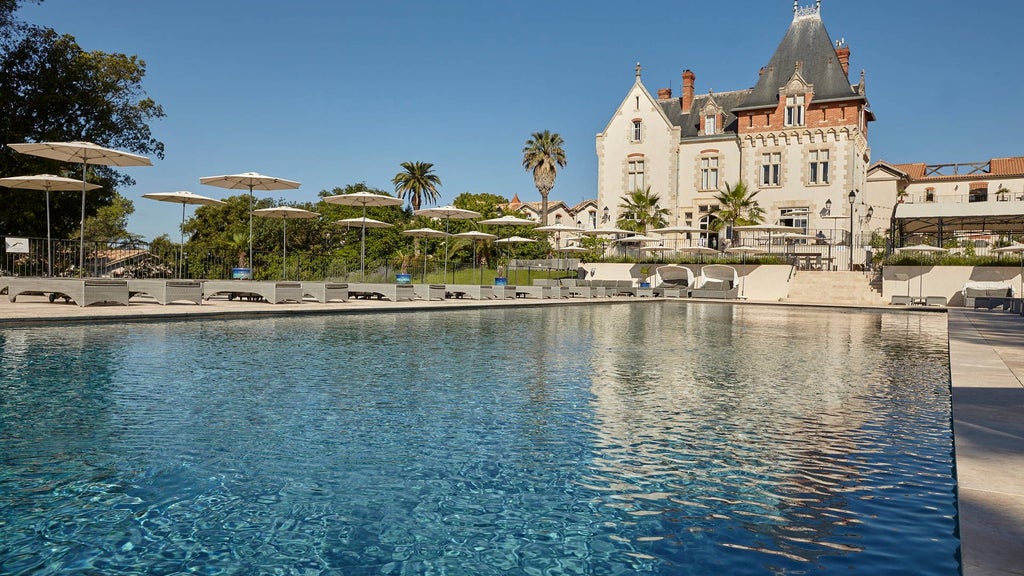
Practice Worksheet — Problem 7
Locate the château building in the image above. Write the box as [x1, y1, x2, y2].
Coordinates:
[595, 1, 874, 248]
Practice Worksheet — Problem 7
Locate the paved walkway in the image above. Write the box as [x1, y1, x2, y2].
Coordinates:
[949, 309, 1024, 576]
[1, 295, 1021, 574]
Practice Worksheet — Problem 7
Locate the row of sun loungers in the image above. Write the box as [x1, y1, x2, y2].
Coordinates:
[6, 272, 742, 308]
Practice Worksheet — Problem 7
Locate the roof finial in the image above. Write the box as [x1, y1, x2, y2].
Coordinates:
[794, 0, 799, 13]
[635, 62, 642, 79]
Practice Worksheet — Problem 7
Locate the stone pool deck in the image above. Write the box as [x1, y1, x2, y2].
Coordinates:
[948, 309, 1024, 576]
[0, 295, 1021, 574]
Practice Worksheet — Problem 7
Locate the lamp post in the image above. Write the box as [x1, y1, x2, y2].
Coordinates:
[848, 190, 857, 270]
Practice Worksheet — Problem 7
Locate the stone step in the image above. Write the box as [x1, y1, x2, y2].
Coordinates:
[784, 271, 886, 305]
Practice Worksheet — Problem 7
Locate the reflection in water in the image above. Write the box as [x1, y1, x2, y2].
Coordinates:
[0, 305, 956, 575]
[583, 305, 954, 573]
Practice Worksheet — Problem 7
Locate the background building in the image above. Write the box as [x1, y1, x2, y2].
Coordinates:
[595, 1, 875, 249]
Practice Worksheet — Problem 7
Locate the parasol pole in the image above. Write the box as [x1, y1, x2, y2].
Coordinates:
[45, 186, 52, 276]
[79, 162, 86, 275]
[179, 201, 186, 278]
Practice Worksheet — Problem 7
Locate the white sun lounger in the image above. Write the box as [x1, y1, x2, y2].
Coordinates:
[491, 285, 518, 299]
[301, 282, 349, 303]
[127, 279, 203, 305]
[444, 285, 494, 299]
[8, 277, 130, 307]
[413, 284, 446, 301]
[347, 283, 415, 302]
[203, 280, 303, 304]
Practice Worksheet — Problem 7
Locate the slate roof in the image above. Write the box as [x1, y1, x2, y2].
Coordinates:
[660, 90, 752, 138]
[736, 12, 861, 111]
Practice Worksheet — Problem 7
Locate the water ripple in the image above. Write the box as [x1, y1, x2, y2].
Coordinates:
[0, 305, 957, 574]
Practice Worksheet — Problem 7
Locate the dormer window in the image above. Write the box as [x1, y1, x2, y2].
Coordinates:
[785, 95, 805, 126]
[632, 120, 642, 142]
[705, 114, 717, 135]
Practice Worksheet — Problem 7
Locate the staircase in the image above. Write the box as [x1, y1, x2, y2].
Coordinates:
[784, 270, 887, 306]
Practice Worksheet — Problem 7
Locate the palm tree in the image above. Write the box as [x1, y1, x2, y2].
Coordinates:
[392, 161, 441, 211]
[522, 130, 567, 225]
[710, 181, 764, 242]
[617, 186, 670, 234]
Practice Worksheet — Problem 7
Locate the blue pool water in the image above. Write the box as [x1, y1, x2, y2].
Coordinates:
[0, 304, 959, 574]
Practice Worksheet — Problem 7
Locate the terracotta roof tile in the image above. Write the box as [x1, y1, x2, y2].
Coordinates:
[991, 157, 1024, 176]
[893, 163, 927, 179]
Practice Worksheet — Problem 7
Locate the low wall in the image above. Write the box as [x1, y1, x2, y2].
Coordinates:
[581, 263, 794, 301]
[883, 266, 1022, 307]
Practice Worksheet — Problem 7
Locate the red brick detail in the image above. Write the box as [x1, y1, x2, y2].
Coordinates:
[836, 45, 851, 75]
[700, 149, 719, 154]
[682, 70, 695, 112]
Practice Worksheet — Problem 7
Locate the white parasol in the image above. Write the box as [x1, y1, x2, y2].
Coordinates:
[8, 141, 152, 273]
[414, 205, 482, 282]
[403, 227, 449, 282]
[199, 172, 301, 271]
[0, 174, 101, 276]
[142, 191, 226, 278]
[252, 206, 319, 280]
[452, 230, 497, 284]
[336, 216, 394, 281]
[324, 192, 403, 281]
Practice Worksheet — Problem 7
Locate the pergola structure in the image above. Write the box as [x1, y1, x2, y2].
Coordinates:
[890, 202, 1024, 251]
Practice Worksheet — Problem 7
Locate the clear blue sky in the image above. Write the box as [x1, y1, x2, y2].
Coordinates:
[17, 0, 1024, 241]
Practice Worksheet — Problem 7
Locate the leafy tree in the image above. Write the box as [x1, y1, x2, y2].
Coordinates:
[391, 161, 441, 211]
[709, 181, 764, 242]
[616, 186, 669, 234]
[522, 130, 566, 225]
[82, 191, 134, 242]
[0, 9, 165, 239]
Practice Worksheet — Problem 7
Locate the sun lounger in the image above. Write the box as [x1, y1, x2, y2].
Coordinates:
[691, 265, 740, 299]
[653, 265, 696, 297]
[491, 285, 518, 299]
[8, 277, 130, 307]
[413, 284, 446, 301]
[890, 294, 913, 305]
[203, 280, 303, 304]
[301, 282, 349, 303]
[925, 296, 948, 307]
[562, 279, 608, 297]
[128, 279, 203, 305]
[515, 285, 546, 299]
[347, 283, 415, 302]
[444, 285, 494, 299]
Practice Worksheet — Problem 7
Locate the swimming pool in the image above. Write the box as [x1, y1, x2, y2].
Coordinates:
[0, 303, 959, 574]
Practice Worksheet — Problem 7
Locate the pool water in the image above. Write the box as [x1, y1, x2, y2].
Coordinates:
[0, 304, 959, 574]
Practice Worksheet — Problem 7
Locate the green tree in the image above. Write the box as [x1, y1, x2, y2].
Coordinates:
[522, 130, 566, 225]
[709, 181, 764, 242]
[616, 186, 669, 234]
[391, 161, 441, 211]
[81, 191, 135, 243]
[0, 13, 165, 239]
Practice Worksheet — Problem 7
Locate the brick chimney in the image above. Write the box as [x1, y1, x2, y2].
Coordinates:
[836, 45, 851, 75]
[681, 69, 695, 112]
[657, 88, 672, 101]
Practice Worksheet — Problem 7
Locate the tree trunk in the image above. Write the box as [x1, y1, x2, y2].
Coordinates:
[540, 191, 549, 225]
